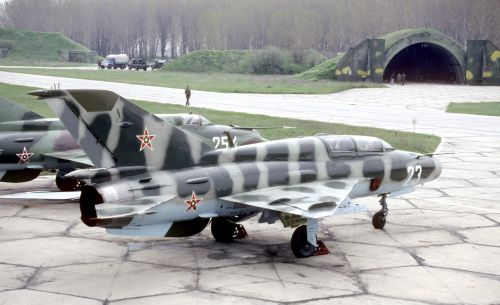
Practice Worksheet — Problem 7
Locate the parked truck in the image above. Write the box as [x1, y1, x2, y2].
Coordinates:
[100, 54, 129, 69]
[128, 58, 148, 71]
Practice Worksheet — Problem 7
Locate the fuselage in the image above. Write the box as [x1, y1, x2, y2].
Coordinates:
[82, 135, 442, 230]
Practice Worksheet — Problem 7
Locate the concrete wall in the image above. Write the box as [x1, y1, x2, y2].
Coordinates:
[466, 40, 500, 85]
[336, 39, 385, 82]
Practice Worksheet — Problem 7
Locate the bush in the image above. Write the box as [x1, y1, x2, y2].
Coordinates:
[164, 50, 251, 73]
[250, 48, 294, 74]
[303, 49, 326, 69]
[250, 48, 326, 75]
[0, 39, 15, 50]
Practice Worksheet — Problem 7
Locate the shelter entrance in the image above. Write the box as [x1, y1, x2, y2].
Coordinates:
[383, 43, 463, 83]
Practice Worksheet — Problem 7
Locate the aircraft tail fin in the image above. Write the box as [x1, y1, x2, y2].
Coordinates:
[0, 96, 43, 122]
[30, 89, 213, 169]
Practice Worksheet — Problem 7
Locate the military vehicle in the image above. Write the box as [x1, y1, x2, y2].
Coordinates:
[100, 54, 129, 69]
[128, 58, 148, 71]
[0, 96, 266, 191]
[33, 89, 442, 258]
[151, 59, 167, 70]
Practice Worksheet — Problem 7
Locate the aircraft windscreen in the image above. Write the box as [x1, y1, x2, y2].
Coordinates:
[158, 114, 213, 126]
[323, 136, 356, 152]
[321, 135, 394, 154]
[353, 136, 393, 152]
[183, 114, 212, 126]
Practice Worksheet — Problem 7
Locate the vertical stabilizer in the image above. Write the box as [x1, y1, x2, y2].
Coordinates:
[30, 89, 213, 169]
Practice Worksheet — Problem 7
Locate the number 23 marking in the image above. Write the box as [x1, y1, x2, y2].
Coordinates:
[404, 165, 422, 186]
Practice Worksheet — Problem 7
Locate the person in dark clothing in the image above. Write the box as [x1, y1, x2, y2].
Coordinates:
[185, 85, 191, 107]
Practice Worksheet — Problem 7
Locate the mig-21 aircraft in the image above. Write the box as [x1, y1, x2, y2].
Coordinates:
[33, 89, 442, 258]
[0, 96, 266, 191]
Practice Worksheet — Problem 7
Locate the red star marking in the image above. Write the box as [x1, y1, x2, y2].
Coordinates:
[16, 146, 34, 164]
[136, 127, 156, 151]
[185, 191, 203, 211]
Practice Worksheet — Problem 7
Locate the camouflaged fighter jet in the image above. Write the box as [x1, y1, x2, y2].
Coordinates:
[0, 96, 265, 191]
[32, 89, 442, 258]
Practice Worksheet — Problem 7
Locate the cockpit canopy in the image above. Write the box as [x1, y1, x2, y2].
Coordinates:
[160, 113, 213, 126]
[318, 135, 394, 155]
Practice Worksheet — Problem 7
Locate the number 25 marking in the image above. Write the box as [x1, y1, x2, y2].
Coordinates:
[212, 136, 238, 149]
[404, 165, 422, 186]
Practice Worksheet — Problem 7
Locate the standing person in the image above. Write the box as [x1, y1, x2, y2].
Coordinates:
[390, 72, 395, 85]
[185, 85, 191, 107]
[402, 73, 406, 86]
[397, 73, 402, 85]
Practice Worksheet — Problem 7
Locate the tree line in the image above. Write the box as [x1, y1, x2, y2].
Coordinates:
[0, 0, 499, 59]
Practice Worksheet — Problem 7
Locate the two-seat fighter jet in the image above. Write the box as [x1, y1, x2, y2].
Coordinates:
[33, 89, 442, 258]
[0, 96, 265, 191]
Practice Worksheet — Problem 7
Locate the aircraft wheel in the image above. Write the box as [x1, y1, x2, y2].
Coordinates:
[55, 175, 81, 191]
[211, 218, 237, 243]
[290, 225, 316, 258]
[372, 211, 386, 229]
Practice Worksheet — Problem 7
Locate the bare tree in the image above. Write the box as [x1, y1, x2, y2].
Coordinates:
[1, 0, 499, 58]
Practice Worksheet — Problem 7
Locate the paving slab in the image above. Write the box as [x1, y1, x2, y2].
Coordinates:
[0, 290, 102, 305]
[361, 266, 500, 305]
[390, 229, 462, 247]
[459, 226, 500, 247]
[337, 242, 418, 271]
[301, 295, 433, 305]
[0, 264, 36, 291]
[0, 237, 126, 267]
[416, 243, 500, 275]
[110, 291, 279, 305]
[0, 217, 70, 241]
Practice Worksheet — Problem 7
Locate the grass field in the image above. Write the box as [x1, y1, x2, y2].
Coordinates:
[447, 102, 500, 117]
[0, 82, 439, 153]
[0, 67, 383, 94]
[0, 28, 92, 65]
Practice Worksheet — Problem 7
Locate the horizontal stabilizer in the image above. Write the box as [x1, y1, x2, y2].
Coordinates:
[86, 195, 175, 229]
[95, 196, 166, 219]
[42, 149, 93, 167]
[0, 96, 43, 122]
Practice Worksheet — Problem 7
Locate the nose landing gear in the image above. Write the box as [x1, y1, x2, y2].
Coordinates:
[372, 194, 388, 229]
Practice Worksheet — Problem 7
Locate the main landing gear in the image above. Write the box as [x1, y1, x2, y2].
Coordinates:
[290, 218, 330, 258]
[372, 194, 388, 229]
[211, 217, 248, 243]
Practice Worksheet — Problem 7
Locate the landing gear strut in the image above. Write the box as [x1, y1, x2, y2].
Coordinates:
[211, 217, 248, 243]
[290, 219, 330, 258]
[372, 194, 388, 229]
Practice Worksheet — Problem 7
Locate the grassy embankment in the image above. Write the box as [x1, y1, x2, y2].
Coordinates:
[0, 28, 93, 66]
[0, 47, 382, 94]
[1, 82, 440, 153]
[447, 102, 500, 117]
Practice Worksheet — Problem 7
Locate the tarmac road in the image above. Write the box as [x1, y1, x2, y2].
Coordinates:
[0, 71, 499, 304]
